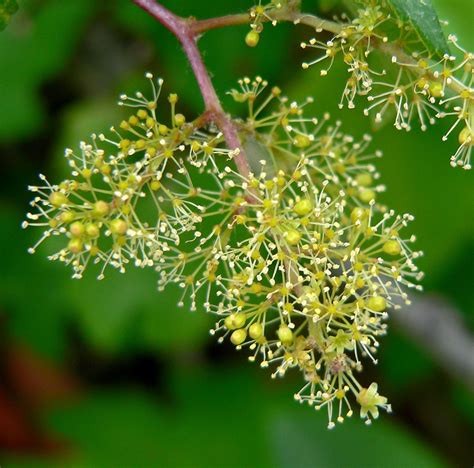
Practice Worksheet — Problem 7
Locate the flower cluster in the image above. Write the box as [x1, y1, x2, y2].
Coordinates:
[25, 75, 422, 427]
[24, 73, 237, 279]
[250, 2, 474, 169]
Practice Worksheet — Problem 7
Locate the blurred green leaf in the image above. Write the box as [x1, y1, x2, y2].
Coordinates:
[0, 0, 96, 140]
[53, 97, 126, 167]
[242, 134, 277, 175]
[379, 331, 435, 390]
[5, 366, 448, 467]
[0, 205, 71, 360]
[387, 0, 450, 59]
[270, 411, 448, 468]
[432, 0, 474, 49]
[0, 0, 18, 30]
[69, 268, 211, 355]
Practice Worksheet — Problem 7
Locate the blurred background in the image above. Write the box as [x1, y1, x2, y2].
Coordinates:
[0, 0, 473, 466]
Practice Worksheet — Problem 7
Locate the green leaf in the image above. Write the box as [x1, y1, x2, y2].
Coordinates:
[270, 412, 448, 468]
[0, 0, 18, 31]
[387, 0, 450, 59]
[242, 134, 277, 176]
[0, 0, 96, 141]
[4, 366, 448, 467]
[68, 268, 211, 355]
[0, 206, 72, 361]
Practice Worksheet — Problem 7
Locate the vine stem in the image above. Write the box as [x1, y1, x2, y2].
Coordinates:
[192, 8, 467, 95]
[132, 0, 252, 178]
[191, 10, 343, 36]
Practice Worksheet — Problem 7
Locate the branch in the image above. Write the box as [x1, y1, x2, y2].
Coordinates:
[132, 0, 251, 178]
[191, 10, 342, 36]
[190, 13, 249, 35]
[191, 7, 467, 96]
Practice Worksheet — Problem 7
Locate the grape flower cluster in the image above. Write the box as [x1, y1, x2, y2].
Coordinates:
[24, 74, 423, 428]
[249, 1, 474, 169]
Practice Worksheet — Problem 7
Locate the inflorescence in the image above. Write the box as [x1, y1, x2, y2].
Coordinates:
[25, 74, 423, 428]
[248, 1, 474, 169]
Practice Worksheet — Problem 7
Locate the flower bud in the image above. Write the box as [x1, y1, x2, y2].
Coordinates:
[67, 238, 83, 254]
[158, 124, 169, 135]
[277, 325, 294, 345]
[85, 223, 100, 238]
[249, 322, 263, 339]
[367, 296, 386, 312]
[383, 239, 401, 256]
[286, 229, 301, 245]
[428, 81, 443, 97]
[174, 113, 186, 126]
[245, 30, 260, 47]
[224, 313, 246, 330]
[293, 134, 311, 148]
[60, 211, 75, 224]
[355, 173, 373, 187]
[293, 199, 312, 216]
[351, 207, 367, 223]
[137, 109, 148, 119]
[109, 219, 128, 235]
[230, 329, 247, 345]
[49, 192, 68, 207]
[69, 221, 85, 237]
[459, 126, 473, 145]
[359, 189, 376, 203]
[151, 181, 161, 191]
[93, 200, 110, 217]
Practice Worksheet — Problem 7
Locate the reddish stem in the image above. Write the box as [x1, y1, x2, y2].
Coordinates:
[191, 13, 249, 35]
[132, 0, 251, 178]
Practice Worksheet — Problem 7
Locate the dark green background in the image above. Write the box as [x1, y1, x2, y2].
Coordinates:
[0, 0, 472, 466]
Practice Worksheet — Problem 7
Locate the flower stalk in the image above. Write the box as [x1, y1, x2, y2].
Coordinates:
[132, 0, 252, 178]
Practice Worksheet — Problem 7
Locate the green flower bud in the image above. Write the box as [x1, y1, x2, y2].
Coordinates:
[429, 81, 443, 97]
[245, 30, 260, 47]
[67, 238, 83, 254]
[174, 113, 186, 127]
[277, 325, 294, 345]
[60, 211, 75, 224]
[294, 199, 312, 216]
[224, 313, 246, 330]
[158, 124, 169, 135]
[150, 180, 161, 191]
[459, 126, 473, 145]
[383, 239, 401, 256]
[49, 192, 68, 207]
[93, 200, 110, 217]
[230, 328, 247, 345]
[359, 189, 376, 203]
[85, 223, 100, 238]
[69, 221, 85, 237]
[293, 134, 311, 148]
[355, 173, 373, 187]
[351, 207, 367, 223]
[286, 229, 301, 245]
[367, 296, 386, 312]
[249, 322, 263, 339]
[109, 219, 128, 235]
